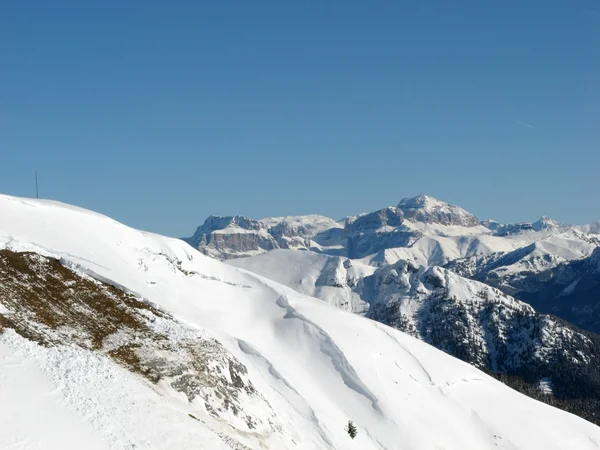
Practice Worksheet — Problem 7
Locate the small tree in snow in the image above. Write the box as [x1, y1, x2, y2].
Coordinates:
[346, 420, 358, 439]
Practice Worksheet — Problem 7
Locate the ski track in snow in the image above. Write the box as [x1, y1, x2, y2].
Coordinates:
[374, 323, 433, 384]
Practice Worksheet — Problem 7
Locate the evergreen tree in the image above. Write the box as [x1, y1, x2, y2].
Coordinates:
[346, 420, 357, 439]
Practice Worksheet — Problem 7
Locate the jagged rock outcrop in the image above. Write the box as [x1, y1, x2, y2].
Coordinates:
[183, 215, 334, 260]
[183, 215, 276, 259]
[343, 207, 420, 259]
[492, 222, 536, 236]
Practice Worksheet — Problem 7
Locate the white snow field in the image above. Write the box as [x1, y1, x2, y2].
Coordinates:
[228, 249, 374, 313]
[1, 194, 600, 450]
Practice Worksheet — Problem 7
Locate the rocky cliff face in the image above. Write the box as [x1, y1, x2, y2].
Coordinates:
[343, 207, 421, 259]
[183, 215, 328, 260]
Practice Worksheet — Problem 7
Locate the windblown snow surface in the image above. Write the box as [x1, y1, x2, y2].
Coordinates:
[1, 194, 600, 450]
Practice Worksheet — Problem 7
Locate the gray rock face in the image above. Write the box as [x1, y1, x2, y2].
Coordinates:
[344, 207, 404, 234]
[207, 231, 279, 257]
[341, 194, 482, 259]
[268, 222, 312, 249]
[346, 229, 420, 260]
[183, 215, 323, 260]
[183, 215, 276, 259]
[342, 207, 420, 259]
[185, 215, 263, 247]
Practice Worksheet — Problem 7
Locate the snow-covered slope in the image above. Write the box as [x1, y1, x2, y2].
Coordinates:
[0, 331, 233, 450]
[230, 248, 600, 420]
[360, 233, 521, 267]
[1, 194, 600, 449]
[228, 250, 374, 313]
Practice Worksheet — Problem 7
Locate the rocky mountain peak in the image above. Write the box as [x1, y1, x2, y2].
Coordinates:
[201, 215, 263, 232]
[532, 216, 561, 232]
[397, 194, 480, 227]
[398, 194, 444, 209]
[480, 219, 502, 231]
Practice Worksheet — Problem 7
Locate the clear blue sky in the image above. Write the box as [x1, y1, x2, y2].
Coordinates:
[1, 1, 599, 236]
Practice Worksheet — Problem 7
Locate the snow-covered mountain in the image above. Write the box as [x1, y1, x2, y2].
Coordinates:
[475, 247, 600, 334]
[397, 194, 481, 227]
[2, 194, 600, 449]
[187, 195, 599, 271]
[481, 216, 562, 236]
[447, 229, 600, 287]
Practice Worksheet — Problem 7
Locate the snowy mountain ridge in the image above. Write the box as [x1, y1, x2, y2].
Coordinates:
[186, 194, 599, 268]
[2, 194, 600, 449]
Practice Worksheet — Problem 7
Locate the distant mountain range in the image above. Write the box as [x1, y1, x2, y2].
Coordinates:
[185, 194, 600, 424]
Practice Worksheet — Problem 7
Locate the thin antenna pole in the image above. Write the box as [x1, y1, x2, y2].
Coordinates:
[35, 170, 39, 199]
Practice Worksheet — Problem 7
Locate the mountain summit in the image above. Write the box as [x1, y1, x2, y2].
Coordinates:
[532, 216, 561, 232]
[397, 194, 480, 227]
